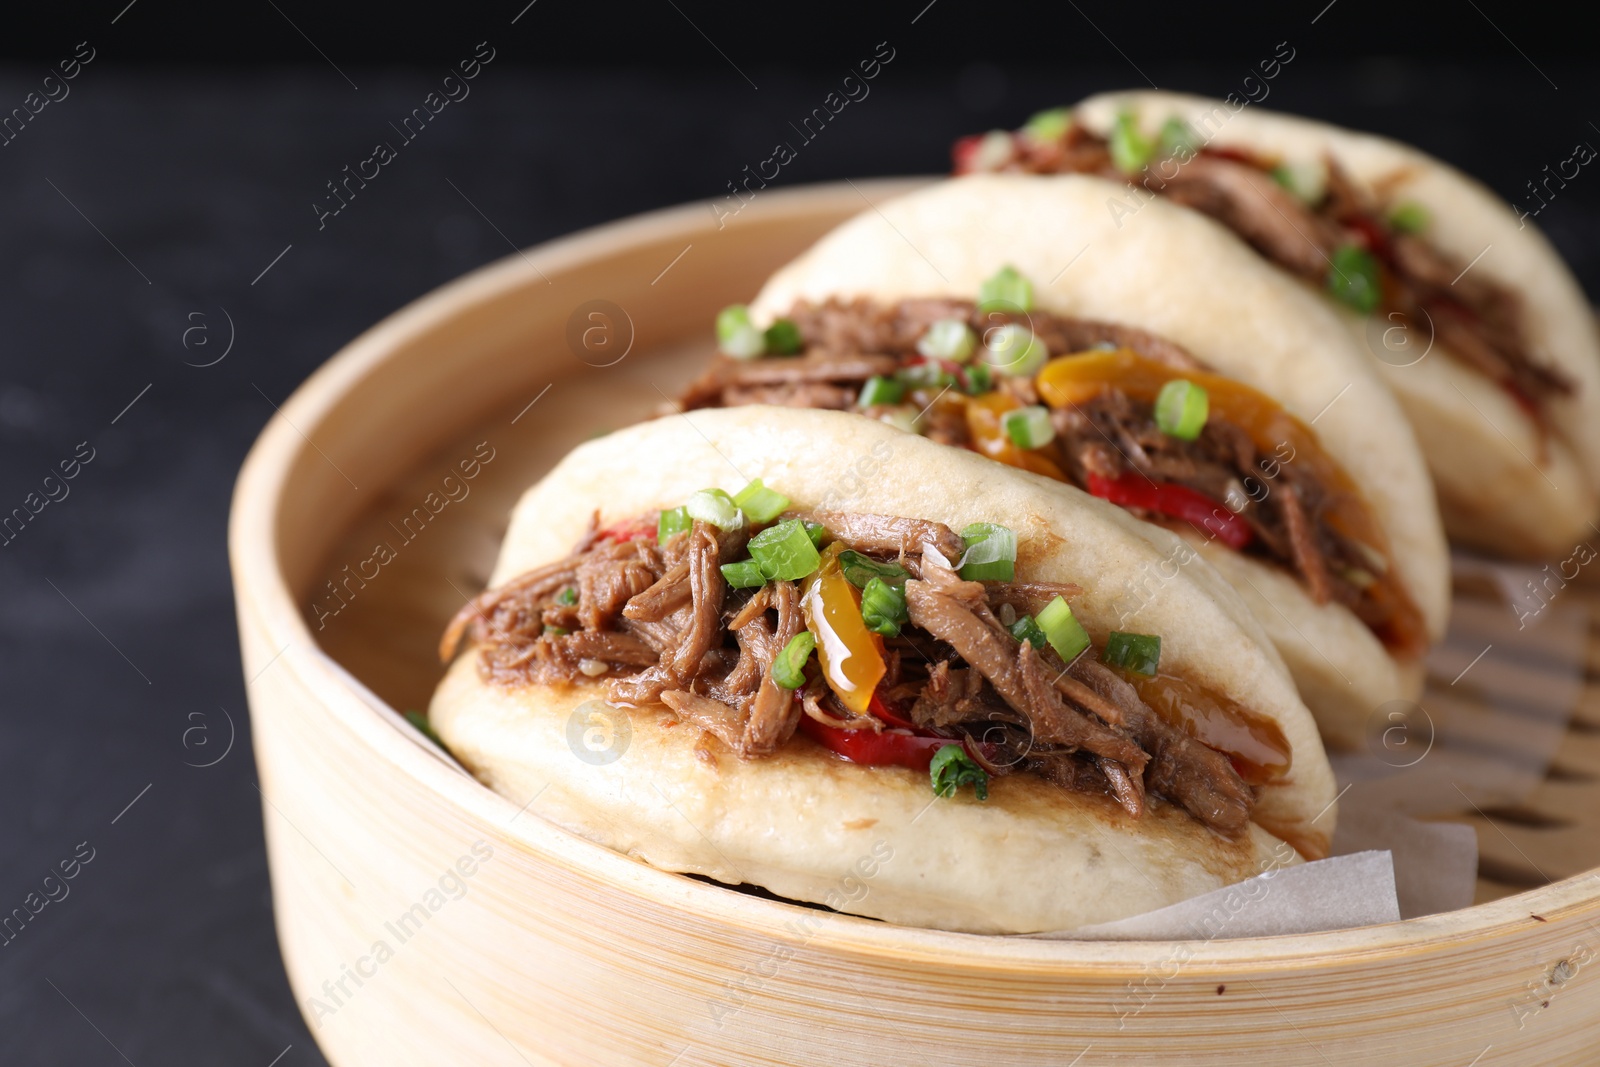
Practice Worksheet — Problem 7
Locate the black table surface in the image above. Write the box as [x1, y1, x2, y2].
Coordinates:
[2, 35, 1598, 1067]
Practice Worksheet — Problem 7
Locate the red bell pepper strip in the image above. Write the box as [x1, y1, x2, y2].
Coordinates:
[868, 690, 923, 732]
[951, 133, 986, 173]
[1344, 213, 1393, 262]
[1086, 472, 1254, 551]
[798, 715, 955, 772]
[597, 517, 656, 544]
[799, 689, 996, 772]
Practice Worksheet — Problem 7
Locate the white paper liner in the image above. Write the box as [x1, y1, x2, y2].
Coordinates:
[1041, 851, 1400, 941]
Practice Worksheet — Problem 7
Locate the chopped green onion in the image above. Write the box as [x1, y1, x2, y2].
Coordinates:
[1009, 614, 1047, 649]
[1002, 405, 1055, 449]
[747, 518, 821, 581]
[763, 318, 803, 355]
[804, 521, 826, 548]
[1154, 379, 1209, 441]
[895, 362, 957, 390]
[983, 324, 1049, 377]
[958, 522, 1017, 582]
[733, 478, 790, 524]
[878, 406, 923, 434]
[684, 488, 744, 530]
[715, 304, 751, 340]
[1109, 111, 1154, 175]
[1351, 538, 1389, 575]
[1270, 160, 1327, 204]
[1104, 631, 1161, 676]
[1327, 244, 1381, 314]
[1022, 106, 1072, 143]
[860, 577, 908, 637]
[1340, 565, 1376, 589]
[1158, 117, 1198, 158]
[657, 506, 692, 545]
[716, 304, 766, 359]
[962, 363, 994, 395]
[543, 625, 570, 637]
[916, 318, 978, 362]
[838, 550, 908, 588]
[1036, 595, 1091, 663]
[858, 375, 907, 408]
[1389, 201, 1429, 234]
[968, 129, 1015, 171]
[557, 586, 579, 606]
[403, 710, 444, 748]
[772, 631, 816, 689]
[978, 265, 1033, 313]
[930, 743, 989, 800]
[720, 559, 766, 588]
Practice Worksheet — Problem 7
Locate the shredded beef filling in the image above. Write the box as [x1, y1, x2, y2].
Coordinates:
[680, 298, 1200, 415]
[679, 297, 1398, 642]
[957, 125, 1573, 410]
[443, 510, 1261, 835]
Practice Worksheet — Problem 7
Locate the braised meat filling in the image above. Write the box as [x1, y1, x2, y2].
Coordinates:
[953, 120, 1573, 413]
[442, 507, 1292, 835]
[680, 296, 1427, 657]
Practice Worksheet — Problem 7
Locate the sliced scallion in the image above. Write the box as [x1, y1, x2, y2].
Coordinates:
[1326, 244, 1381, 315]
[403, 710, 444, 748]
[1158, 117, 1198, 157]
[1109, 111, 1154, 175]
[720, 559, 766, 588]
[733, 478, 790, 524]
[1009, 613, 1047, 649]
[895, 362, 956, 390]
[958, 522, 1017, 582]
[878, 406, 923, 434]
[1036, 595, 1090, 663]
[858, 375, 907, 408]
[557, 586, 578, 606]
[1270, 160, 1327, 204]
[657, 506, 692, 545]
[969, 129, 1015, 171]
[1103, 631, 1161, 676]
[1002, 405, 1055, 449]
[747, 518, 821, 581]
[543, 625, 569, 637]
[1154, 379, 1209, 441]
[803, 521, 826, 548]
[916, 318, 977, 362]
[1340, 565, 1376, 589]
[838, 550, 908, 588]
[763, 318, 803, 355]
[962, 362, 994, 395]
[978, 265, 1033, 313]
[772, 630, 816, 689]
[684, 488, 744, 530]
[983, 324, 1049, 377]
[860, 577, 908, 637]
[930, 743, 989, 800]
[716, 304, 766, 359]
[1389, 201, 1429, 234]
[1022, 106, 1072, 143]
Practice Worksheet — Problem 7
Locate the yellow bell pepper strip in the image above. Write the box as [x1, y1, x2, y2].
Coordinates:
[801, 545, 886, 715]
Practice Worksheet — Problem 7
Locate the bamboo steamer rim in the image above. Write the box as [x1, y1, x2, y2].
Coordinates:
[229, 177, 1589, 977]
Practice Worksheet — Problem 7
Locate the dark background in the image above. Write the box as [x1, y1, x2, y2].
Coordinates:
[1, 2, 1596, 1063]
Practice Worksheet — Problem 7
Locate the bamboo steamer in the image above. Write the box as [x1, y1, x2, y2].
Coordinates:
[230, 179, 1600, 1066]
